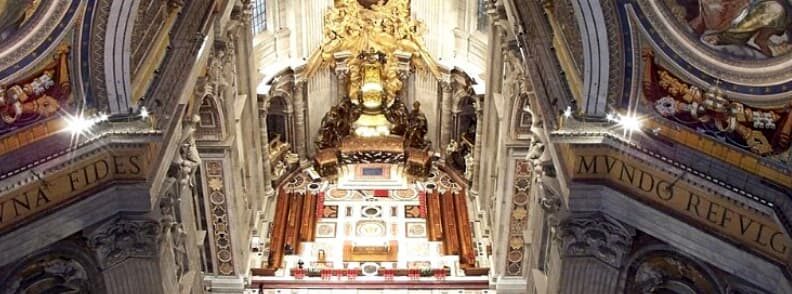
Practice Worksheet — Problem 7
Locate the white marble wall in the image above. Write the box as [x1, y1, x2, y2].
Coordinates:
[306, 68, 334, 156]
[254, 0, 490, 95]
[413, 71, 440, 147]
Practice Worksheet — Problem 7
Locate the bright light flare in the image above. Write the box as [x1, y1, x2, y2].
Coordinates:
[139, 106, 149, 119]
[563, 106, 573, 118]
[619, 114, 643, 131]
[607, 112, 644, 132]
[65, 115, 93, 135]
[64, 113, 110, 135]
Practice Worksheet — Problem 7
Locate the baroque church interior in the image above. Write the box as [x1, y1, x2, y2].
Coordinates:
[1, 0, 792, 293]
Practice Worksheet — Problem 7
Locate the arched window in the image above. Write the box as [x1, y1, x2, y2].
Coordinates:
[252, 0, 267, 34]
[476, 0, 489, 33]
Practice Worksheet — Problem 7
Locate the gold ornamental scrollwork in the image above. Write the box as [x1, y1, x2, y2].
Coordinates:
[643, 50, 792, 156]
[304, 0, 441, 101]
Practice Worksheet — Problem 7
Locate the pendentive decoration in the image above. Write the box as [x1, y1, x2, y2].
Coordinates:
[642, 49, 792, 156]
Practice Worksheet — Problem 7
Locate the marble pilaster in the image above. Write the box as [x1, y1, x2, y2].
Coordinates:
[84, 217, 172, 294]
[333, 51, 352, 102]
[470, 97, 484, 193]
[552, 213, 635, 294]
[258, 107, 276, 198]
[439, 77, 453, 150]
[293, 80, 308, 158]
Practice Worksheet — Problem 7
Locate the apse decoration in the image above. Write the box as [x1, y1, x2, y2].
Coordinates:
[305, 0, 441, 81]
[310, 0, 437, 179]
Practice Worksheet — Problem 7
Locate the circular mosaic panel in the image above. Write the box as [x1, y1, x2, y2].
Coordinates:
[217, 249, 232, 262]
[508, 250, 523, 263]
[513, 191, 530, 206]
[392, 188, 417, 200]
[326, 187, 351, 200]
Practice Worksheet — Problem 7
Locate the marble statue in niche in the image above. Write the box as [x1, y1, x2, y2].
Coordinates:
[664, 0, 792, 58]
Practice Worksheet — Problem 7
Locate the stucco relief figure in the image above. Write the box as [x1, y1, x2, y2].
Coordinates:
[172, 224, 189, 281]
[668, 0, 792, 57]
[464, 152, 473, 180]
[171, 115, 202, 189]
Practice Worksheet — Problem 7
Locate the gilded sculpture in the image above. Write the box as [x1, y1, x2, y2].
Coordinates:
[305, 0, 441, 103]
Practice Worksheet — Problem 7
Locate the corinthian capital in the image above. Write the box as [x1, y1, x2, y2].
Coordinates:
[558, 214, 635, 267]
[85, 218, 161, 269]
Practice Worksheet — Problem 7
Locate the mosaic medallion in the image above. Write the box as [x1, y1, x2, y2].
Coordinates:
[326, 187, 351, 200]
[392, 188, 417, 200]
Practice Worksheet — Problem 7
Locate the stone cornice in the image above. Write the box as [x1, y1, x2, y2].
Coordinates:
[549, 130, 792, 267]
[0, 129, 161, 192]
[549, 130, 773, 213]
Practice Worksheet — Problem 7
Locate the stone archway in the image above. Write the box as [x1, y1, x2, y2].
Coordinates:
[0, 241, 106, 294]
[621, 243, 725, 294]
